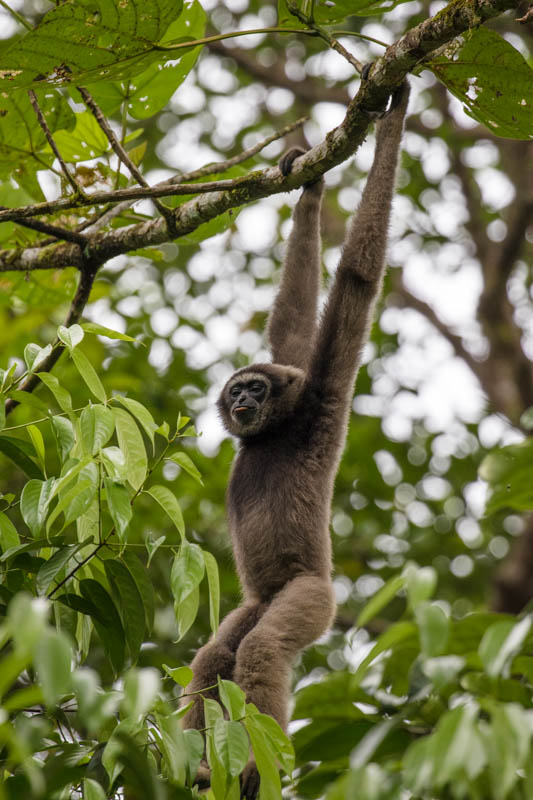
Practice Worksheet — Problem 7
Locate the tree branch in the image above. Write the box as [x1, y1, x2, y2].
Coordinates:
[0, 0, 519, 274]
[28, 90, 81, 195]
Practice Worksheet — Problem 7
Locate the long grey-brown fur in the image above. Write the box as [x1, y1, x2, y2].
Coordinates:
[183, 82, 410, 799]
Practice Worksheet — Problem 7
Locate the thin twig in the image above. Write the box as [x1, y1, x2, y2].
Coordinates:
[0, 0, 32, 30]
[286, 5, 363, 72]
[0, 208, 87, 246]
[28, 90, 81, 195]
[77, 86, 176, 232]
[166, 115, 309, 185]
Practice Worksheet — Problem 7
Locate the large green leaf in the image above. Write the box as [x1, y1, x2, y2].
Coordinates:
[213, 719, 249, 778]
[104, 479, 132, 541]
[429, 28, 533, 140]
[113, 407, 147, 491]
[203, 549, 220, 634]
[34, 628, 73, 708]
[71, 348, 107, 403]
[79, 579, 125, 674]
[104, 559, 145, 663]
[121, 550, 155, 633]
[170, 540, 204, 607]
[20, 477, 55, 536]
[80, 405, 114, 455]
[480, 440, 533, 512]
[0, 435, 44, 479]
[36, 540, 91, 595]
[145, 484, 185, 539]
[0, 0, 189, 90]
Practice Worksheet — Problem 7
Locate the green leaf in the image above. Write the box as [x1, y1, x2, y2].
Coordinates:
[100, 446, 128, 482]
[121, 550, 155, 633]
[38, 373, 73, 413]
[0, 434, 44, 479]
[80, 404, 115, 455]
[46, 466, 98, 533]
[114, 396, 157, 453]
[0, 0, 188, 89]
[480, 440, 533, 512]
[175, 584, 199, 641]
[7, 390, 49, 416]
[155, 711, 188, 784]
[422, 655, 465, 690]
[146, 484, 185, 539]
[520, 406, 533, 430]
[171, 540, 205, 606]
[81, 322, 137, 341]
[163, 664, 193, 687]
[432, 704, 479, 788]
[51, 416, 75, 461]
[36, 540, 90, 595]
[104, 479, 132, 542]
[121, 667, 160, 720]
[203, 549, 220, 635]
[352, 622, 418, 687]
[356, 574, 404, 627]
[79, 579, 125, 674]
[415, 602, 449, 658]
[83, 778, 107, 800]
[24, 342, 53, 371]
[57, 323, 84, 351]
[246, 709, 294, 775]
[34, 628, 73, 708]
[244, 714, 283, 800]
[112, 407, 147, 491]
[479, 616, 532, 678]
[167, 450, 203, 484]
[145, 534, 165, 567]
[219, 678, 246, 721]
[104, 559, 145, 663]
[404, 564, 438, 611]
[0, 512, 20, 552]
[27, 424, 46, 473]
[71, 348, 107, 403]
[214, 718, 250, 777]
[184, 728, 205, 786]
[20, 477, 55, 536]
[429, 28, 533, 140]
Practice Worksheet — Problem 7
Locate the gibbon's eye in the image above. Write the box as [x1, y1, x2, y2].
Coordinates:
[230, 385, 242, 400]
[249, 382, 266, 396]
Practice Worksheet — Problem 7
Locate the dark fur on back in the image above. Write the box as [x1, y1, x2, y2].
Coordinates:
[183, 83, 410, 799]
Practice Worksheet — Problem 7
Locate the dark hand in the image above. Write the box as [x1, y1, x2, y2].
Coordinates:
[279, 147, 324, 190]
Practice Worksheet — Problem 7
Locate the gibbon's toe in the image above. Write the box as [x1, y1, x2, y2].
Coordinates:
[240, 760, 260, 800]
[279, 146, 307, 176]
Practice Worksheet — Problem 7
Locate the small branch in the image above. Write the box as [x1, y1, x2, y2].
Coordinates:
[28, 90, 81, 195]
[286, 4, 363, 72]
[167, 116, 309, 184]
[0, 209, 87, 246]
[4, 259, 100, 415]
[77, 86, 176, 231]
[0, 0, 32, 30]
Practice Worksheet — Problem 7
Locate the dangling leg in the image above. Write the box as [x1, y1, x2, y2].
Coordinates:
[234, 575, 336, 799]
[182, 601, 265, 730]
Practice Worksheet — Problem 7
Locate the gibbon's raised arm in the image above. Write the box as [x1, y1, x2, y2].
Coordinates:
[308, 83, 410, 404]
[266, 158, 324, 373]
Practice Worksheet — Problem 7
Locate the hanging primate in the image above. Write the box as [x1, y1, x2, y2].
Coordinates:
[183, 80, 410, 799]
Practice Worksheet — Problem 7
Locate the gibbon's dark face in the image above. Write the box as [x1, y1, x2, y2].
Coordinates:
[218, 364, 305, 438]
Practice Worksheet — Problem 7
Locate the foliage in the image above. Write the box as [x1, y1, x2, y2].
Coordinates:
[0, 0, 532, 798]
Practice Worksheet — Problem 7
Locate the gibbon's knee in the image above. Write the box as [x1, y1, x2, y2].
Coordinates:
[182, 640, 235, 730]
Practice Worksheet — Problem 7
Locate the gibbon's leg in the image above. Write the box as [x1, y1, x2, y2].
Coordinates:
[235, 575, 335, 799]
[234, 575, 335, 727]
[267, 153, 324, 371]
[182, 602, 265, 730]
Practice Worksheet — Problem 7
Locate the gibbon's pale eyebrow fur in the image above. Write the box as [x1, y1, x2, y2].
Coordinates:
[182, 81, 411, 800]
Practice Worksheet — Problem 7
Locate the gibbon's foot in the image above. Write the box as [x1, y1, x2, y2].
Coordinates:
[360, 63, 408, 119]
[193, 760, 211, 790]
[279, 147, 324, 189]
[240, 759, 260, 800]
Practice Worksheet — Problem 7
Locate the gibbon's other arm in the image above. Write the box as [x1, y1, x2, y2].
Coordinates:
[266, 152, 325, 372]
[308, 81, 410, 405]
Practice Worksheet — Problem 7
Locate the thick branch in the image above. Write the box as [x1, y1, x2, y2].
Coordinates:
[0, 0, 519, 273]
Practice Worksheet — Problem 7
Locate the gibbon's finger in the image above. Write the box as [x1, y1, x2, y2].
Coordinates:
[279, 146, 307, 176]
